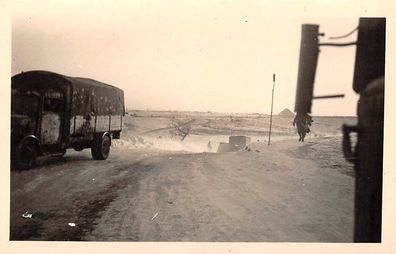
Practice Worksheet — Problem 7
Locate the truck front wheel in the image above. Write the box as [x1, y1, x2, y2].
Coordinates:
[16, 141, 38, 169]
[91, 134, 111, 160]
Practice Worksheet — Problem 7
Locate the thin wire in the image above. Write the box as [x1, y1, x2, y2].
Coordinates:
[319, 42, 357, 47]
[329, 26, 359, 40]
[318, 26, 359, 103]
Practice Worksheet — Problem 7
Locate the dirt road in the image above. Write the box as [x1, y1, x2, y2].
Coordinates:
[10, 137, 354, 242]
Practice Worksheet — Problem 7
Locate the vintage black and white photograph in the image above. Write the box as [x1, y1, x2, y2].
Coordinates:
[2, 0, 395, 253]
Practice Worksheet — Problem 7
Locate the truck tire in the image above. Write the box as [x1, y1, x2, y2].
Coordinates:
[16, 141, 38, 170]
[91, 134, 111, 160]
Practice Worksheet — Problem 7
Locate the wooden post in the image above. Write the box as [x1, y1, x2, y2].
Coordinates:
[268, 74, 275, 145]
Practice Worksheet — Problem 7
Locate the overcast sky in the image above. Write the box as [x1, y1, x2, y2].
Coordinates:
[11, 1, 364, 116]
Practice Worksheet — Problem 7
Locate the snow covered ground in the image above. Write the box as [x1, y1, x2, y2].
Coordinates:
[10, 110, 357, 242]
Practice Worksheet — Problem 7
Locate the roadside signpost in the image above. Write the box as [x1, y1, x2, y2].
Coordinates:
[268, 74, 275, 145]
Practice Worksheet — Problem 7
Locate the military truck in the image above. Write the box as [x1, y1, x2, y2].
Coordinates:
[11, 70, 125, 169]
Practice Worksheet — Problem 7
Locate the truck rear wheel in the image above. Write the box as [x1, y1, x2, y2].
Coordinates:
[91, 134, 111, 160]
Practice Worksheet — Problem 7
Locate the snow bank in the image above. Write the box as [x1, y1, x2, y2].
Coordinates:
[112, 135, 217, 153]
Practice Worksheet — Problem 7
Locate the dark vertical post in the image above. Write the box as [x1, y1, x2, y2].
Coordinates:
[268, 74, 275, 145]
[352, 18, 385, 243]
[294, 24, 319, 114]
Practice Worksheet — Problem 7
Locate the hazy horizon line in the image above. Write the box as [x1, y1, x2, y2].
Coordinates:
[126, 108, 357, 118]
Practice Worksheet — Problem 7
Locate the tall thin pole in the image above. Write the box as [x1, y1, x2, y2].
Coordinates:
[268, 74, 275, 145]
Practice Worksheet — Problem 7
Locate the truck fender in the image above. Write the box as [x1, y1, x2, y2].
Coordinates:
[101, 131, 112, 141]
[19, 135, 41, 154]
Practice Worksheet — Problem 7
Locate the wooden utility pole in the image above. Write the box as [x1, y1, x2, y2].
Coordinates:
[268, 74, 275, 145]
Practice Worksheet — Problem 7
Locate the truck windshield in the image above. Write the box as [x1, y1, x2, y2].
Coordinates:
[11, 95, 40, 117]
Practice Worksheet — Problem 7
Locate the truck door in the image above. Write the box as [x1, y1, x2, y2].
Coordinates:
[40, 93, 64, 145]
